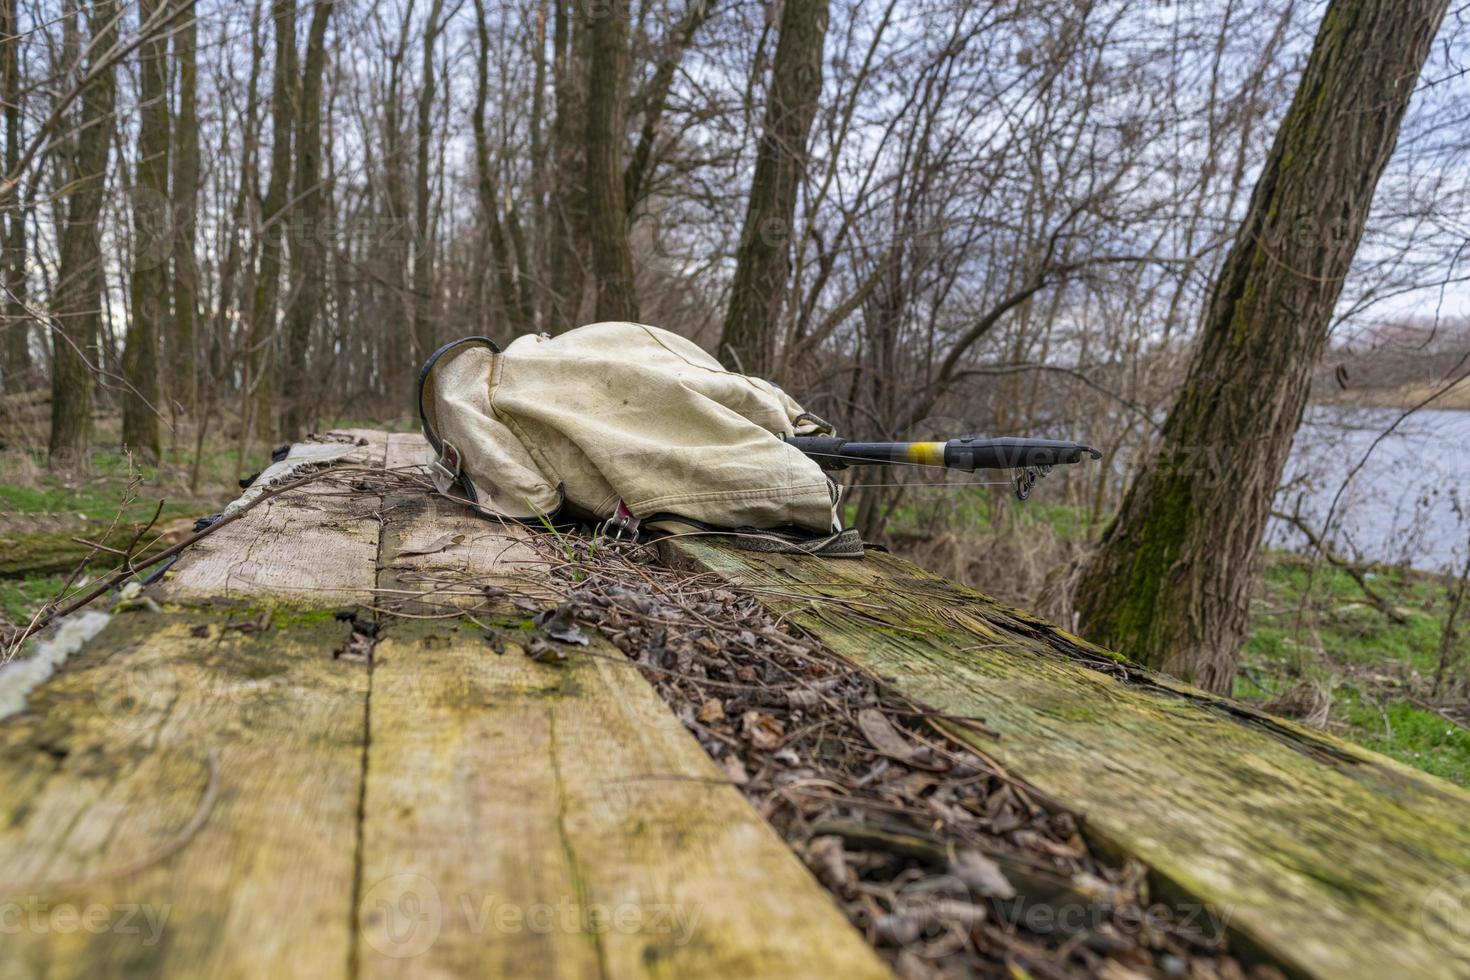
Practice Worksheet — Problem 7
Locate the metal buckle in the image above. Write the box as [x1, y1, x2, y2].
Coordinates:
[430, 441, 462, 491]
[604, 499, 641, 542]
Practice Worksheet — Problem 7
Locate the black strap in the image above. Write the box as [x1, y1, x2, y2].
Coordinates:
[417, 336, 499, 456]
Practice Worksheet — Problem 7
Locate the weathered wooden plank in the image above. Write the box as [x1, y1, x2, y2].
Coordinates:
[669, 540, 1470, 980]
[377, 432, 549, 607]
[0, 607, 368, 978]
[382, 430, 428, 473]
[358, 620, 889, 980]
[359, 489, 889, 979]
[159, 431, 387, 605]
[2, 430, 886, 978]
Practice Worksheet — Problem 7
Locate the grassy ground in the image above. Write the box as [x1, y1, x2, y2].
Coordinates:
[0, 438, 257, 631]
[1238, 560, 1470, 786]
[0, 574, 67, 627]
[0, 412, 396, 631]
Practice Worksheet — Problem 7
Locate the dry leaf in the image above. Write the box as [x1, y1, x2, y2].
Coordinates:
[856, 708, 950, 771]
[857, 708, 915, 759]
[535, 603, 589, 645]
[741, 710, 785, 750]
[525, 637, 567, 664]
[398, 531, 465, 557]
[697, 698, 725, 724]
[787, 688, 822, 709]
[948, 849, 1015, 899]
[721, 753, 749, 785]
[895, 949, 939, 980]
[805, 835, 854, 895]
[1097, 961, 1154, 980]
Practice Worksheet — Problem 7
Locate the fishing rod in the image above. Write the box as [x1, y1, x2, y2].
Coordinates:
[785, 434, 1102, 500]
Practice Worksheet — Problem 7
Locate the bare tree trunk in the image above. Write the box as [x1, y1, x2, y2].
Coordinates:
[472, 0, 530, 335]
[526, 0, 547, 329]
[0, 0, 29, 390]
[47, 0, 116, 465]
[122, 0, 171, 458]
[410, 0, 446, 367]
[583, 0, 636, 322]
[218, 0, 265, 481]
[380, 2, 414, 401]
[717, 0, 827, 376]
[246, 0, 297, 447]
[170, 0, 199, 414]
[1433, 547, 1470, 699]
[546, 0, 586, 329]
[281, 0, 333, 437]
[1073, 0, 1450, 694]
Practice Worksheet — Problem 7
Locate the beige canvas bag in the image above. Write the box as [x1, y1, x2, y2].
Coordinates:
[417, 321, 842, 539]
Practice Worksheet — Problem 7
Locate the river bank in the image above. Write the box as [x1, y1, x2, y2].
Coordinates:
[1313, 374, 1470, 412]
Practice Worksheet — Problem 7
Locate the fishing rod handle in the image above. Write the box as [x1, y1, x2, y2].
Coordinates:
[785, 435, 1101, 471]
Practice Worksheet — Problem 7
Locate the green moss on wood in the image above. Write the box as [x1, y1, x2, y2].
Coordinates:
[670, 538, 1470, 980]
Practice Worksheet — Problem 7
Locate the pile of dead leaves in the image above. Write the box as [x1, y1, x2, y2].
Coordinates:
[511, 535, 1282, 980]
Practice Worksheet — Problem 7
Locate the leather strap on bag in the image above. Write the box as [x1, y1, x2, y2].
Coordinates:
[416, 336, 499, 503]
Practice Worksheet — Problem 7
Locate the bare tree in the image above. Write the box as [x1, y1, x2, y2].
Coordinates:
[622, 0, 716, 215]
[170, 0, 199, 413]
[410, 0, 446, 363]
[1073, 0, 1452, 694]
[281, 0, 333, 437]
[584, 0, 636, 322]
[47, 0, 118, 464]
[472, 0, 530, 335]
[244, 0, 296, 446]
[0, 0, 28, 390]
[546, 0, 586, 328]
[121, 0, 172, 459]
[717, 0, 827, 375]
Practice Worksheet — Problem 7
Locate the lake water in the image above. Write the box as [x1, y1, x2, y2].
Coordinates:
[1267, 405, 1470, 572]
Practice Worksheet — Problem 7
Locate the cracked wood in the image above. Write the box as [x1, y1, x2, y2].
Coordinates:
[158, 429, 388, 605]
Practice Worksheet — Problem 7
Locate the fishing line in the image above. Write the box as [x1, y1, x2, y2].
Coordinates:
[839, 480, 1015, 489]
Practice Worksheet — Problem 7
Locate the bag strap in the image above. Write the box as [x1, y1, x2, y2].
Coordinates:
[416, 336, 500, 504]
[415, 335, 571, 526]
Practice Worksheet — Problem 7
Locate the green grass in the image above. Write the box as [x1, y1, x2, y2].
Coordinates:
[0, 412, 408, 626]
[1241, 561, 1456, 677]
[0, 573, 68, 626]
[1237, 558, 1469, 786]
[1335, 689, 1470, 787]
[0, 410, 388, 527]
[0, 480, 200, 525]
